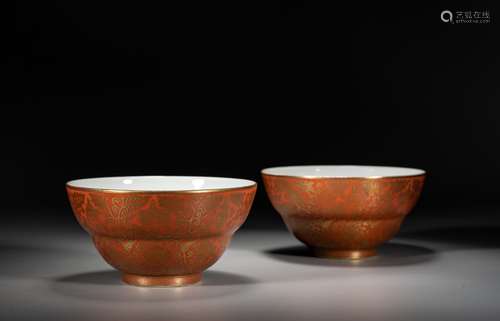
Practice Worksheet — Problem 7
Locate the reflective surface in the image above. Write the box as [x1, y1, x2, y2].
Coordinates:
[1, 210, 500, 321]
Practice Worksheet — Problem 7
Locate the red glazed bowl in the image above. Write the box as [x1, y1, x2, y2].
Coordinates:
[262, 166, 425, 259]
[67, 176, 256, 286]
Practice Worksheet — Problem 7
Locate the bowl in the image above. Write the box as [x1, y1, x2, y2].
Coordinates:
[66, 176, 256, 286]
[262, 165, 425, 259]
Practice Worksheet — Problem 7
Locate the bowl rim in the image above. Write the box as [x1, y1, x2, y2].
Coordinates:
[261, 165, 426, 180]
[66, 176, 257, 194]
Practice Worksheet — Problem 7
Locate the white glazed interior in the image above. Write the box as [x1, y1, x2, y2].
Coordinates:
[262, 165, 425, 178]
[67, 176, 255, 192]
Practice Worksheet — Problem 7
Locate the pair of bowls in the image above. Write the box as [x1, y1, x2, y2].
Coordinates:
[67, 165, 425, 287]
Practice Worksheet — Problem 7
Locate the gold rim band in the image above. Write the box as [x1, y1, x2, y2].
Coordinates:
[261, 166, 426, 180]
[261, 172, 426, 180]
[66, 182, 257, 194]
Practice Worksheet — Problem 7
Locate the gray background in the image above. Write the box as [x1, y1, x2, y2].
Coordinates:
[1, 208, 499, 321]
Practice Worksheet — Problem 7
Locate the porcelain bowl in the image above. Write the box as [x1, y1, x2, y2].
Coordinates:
[67, 176, 256, 286]
[262, 166, 425, 259]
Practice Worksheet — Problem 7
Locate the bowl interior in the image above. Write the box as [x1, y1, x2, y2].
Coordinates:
[67, 176, 255, 192]
[262, 165, 425, 178]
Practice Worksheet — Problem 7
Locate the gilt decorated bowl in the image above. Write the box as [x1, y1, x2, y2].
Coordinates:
[67, 176, 256, 286]
[262, 166, 425, 259]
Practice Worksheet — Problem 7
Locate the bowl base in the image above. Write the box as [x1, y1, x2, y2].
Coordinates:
[312, 248, 377, 260]
[122, 273, 202, 287]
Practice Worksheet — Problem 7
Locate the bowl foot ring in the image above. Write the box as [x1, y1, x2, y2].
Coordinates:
[312, 248, 377, 260]
[122, 273, 202, 287]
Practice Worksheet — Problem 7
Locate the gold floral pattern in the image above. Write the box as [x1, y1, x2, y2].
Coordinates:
[67, 184, 257, 283]
[262, 173, 424, 258]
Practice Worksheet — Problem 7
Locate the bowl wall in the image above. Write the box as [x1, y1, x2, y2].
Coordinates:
[262, 174, 425, 252]
[67, 184, 256, 276]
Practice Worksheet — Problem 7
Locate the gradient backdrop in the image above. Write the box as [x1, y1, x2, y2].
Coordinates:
[2, 3, 500, 321]
[3, 2, 499, 228]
